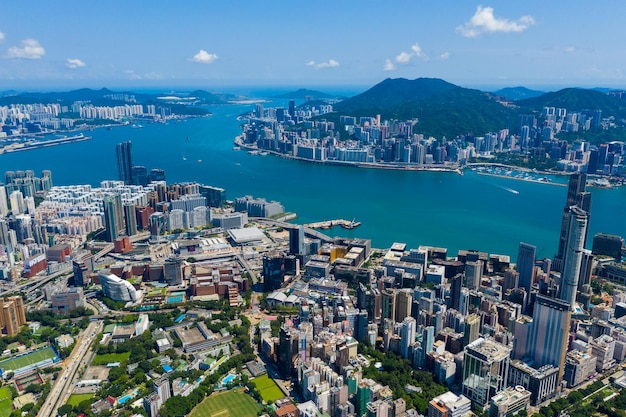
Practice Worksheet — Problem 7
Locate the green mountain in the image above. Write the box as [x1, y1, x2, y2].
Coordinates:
[493, 86, 545, 100]
[331, 78, 513, 138]
[516, 88, 626, 119]
[272, 88, 334, 99]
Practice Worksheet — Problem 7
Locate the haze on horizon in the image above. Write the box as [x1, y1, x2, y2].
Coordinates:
[1, 1, 626, 92]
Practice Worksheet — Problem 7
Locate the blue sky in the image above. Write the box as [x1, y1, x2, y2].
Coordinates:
[1, 1, 626, 91]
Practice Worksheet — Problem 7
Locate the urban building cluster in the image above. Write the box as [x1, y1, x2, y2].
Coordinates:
[1, 142, 626, 417]
[252, 172, 626, 417]
[0, 99, 171, 137]
[237, 101, 626, 177]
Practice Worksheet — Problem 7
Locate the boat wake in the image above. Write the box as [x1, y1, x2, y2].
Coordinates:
[501, 186, 519, 194]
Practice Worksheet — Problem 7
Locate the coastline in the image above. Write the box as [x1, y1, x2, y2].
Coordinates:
[0, 134, 92, 155]
[234, 136, 463, 174]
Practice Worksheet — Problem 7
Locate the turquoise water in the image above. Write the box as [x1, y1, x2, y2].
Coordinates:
[222, 374, 235, 384]
[118, 394, 132, 404]
[1, 101, 626, 261]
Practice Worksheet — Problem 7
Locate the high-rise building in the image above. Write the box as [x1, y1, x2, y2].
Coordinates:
[558, 207, 589, 309]
[0, 296, 26, 336]
[263, 253, 286, 292]
[395, 289, 412, 323]
[555, 173, 591, 271]
[103, 194, 125, 242]
[400, 316, 416, 359]
[462, 338, 511, 408]
[116, 141, 133, 184]
[465, 260, 482, 290]
[123, 203, 137, 236]
[153, 376, 171, 407]
[517, 242, 536, 295]
[149, 212, 165, 242]
[0, 185, 8, 217]
[528, 294, 571, 381]
[463, 313, 481, 347]
[288, 225, 305, 256]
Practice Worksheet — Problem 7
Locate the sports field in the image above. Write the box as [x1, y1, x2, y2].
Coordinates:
[92, 352, 130, 365]
[0, 347, 57, 373]
[189, 389, 260, 417]
[67, 393, 94, 407]
[252, 374, 284, 403]
[0, 386, 12, 416]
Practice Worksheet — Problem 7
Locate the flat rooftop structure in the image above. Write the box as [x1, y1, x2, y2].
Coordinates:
[390, 242, 406, 252]
[228, 227, 265, 244]
[175, 326, 205, 346]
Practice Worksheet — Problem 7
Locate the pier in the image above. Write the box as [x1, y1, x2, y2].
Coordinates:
[305, 219, 362, 230]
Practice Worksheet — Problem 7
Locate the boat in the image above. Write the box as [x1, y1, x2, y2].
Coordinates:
[131, 124, 143, 129]
[233, 146, 241, 151]
[259, 151, 269, 156]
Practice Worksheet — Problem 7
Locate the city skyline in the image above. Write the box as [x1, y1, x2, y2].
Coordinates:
[1, 1, 626, 90]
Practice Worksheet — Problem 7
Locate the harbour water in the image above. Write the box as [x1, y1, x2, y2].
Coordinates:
[1, 100, 625, 261]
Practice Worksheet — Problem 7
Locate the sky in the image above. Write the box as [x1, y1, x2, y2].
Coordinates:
[1, 1, 626, 92]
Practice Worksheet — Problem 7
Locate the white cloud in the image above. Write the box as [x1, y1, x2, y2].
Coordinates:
[383, 59, 396, 71]
[395, 52, 412, 64]
[0, 32, 4, 42]
[564, 46, 575, 53]
[395, 42, 429, 64]
[66, 58, 85, 69]
[192, 49, 218, 64]
[306, 59, 340, 69]
[457, 6, 535, 37]
[438, 52, 451, 60]
[7, 39, 45, 59]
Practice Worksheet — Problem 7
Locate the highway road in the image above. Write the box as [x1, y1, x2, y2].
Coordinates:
[38, 320, 103, 417]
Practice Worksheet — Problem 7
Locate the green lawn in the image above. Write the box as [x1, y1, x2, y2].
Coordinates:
[252, 374, 284, 403]
[190, 389, 260, 417]
[92, 352, 131, 365]
[0, 386, 12, 417]
[66, 393, 94, 407]
[0, 347, 58, 372]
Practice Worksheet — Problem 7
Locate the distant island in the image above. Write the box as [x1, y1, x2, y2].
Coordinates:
[271, 88, 338, 100]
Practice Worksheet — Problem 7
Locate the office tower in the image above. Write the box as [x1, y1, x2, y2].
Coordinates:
[555, 173, 591, 271]
[123, 203, 137, 236]
[263, 253, 286, 292]
[131, 166, 149, 186]
[103, 194, 125, 242]
[465, 260, 482, 290]
[395, 289, 412, 323]
[288, 100, 295, 118]
[517, 242, 536, 295]
[558, 207, 589, 309]
[0, 185, 8, 217]
[462, 338, 511, 408]
[288, 225, 305, 256]
[116, 141, 133, 184]
[149, 212, 165, 242]
[578, 249, 593, 291]
[450, 273, 463, 310]
[528, 294, 571, 381]
[149, 169, 166, 182]
[0, 296, 26, 336]
[381, 289, 396, 322]
[463, 313, 481, 347]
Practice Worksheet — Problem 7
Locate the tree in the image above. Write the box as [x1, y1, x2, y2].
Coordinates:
[58, 404, 73, 416]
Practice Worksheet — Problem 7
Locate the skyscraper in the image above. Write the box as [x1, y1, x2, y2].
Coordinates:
[558, 207, 589, 309]
[103, 194, 125, 242]
[462, 338, 511, 408]
[400, 317, 416, 359]
[555, 173, 591, 271]
[517, 242, 536, 296]
[528, 294, 571, 381]
[124, 203, 138, 236]
[288, 225, 305, 256]
[0, 185, 8, 217]
[116, 141, 133, 184]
